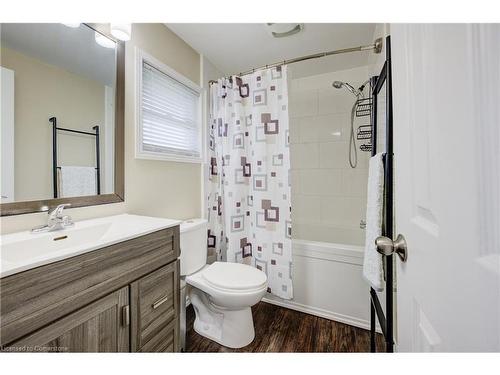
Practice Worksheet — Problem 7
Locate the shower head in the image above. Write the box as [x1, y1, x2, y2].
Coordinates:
[332, 80, 358, 96]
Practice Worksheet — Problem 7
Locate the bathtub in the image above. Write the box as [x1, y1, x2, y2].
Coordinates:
[263, 238, 379, 331]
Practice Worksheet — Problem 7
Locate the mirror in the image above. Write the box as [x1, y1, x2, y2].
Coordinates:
[0, 23, 124, 216]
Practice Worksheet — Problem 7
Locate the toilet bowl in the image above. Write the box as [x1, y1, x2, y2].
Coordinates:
[180, 219, 267, 349]
[187, 262, 267, 348]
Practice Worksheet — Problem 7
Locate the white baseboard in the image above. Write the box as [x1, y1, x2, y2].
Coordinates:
[262, 296, 382, 334]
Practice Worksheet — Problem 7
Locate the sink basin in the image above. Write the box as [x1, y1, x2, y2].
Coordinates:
[2, 222, 112, 264]
[0, 214, 182, 278]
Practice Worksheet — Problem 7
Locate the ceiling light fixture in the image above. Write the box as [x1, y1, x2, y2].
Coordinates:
[62, 23, 81, 28]
[265, 23, 304, 38]
[110, 23, 131, 41]
[95, 31, 116, 49]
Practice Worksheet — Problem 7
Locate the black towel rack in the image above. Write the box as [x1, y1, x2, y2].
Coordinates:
[369, 35, 394, 353]
[50, 117, 100, 198]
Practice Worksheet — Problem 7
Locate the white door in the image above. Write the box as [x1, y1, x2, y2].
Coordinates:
[1, 67, 15, 203]
[392, 24, 500, 352]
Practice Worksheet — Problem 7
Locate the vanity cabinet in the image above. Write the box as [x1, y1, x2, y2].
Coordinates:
[10, 287, 130, 352]
[0, 226, 180, 353]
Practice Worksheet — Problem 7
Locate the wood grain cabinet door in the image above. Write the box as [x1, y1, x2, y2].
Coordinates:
[6, 287, 130, 353]
[130, 261, 180, 352]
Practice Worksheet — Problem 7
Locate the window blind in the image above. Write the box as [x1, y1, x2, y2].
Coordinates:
[141, 61, 200, 159]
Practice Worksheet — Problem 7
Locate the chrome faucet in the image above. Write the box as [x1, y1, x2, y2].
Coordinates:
[31, 204, 74, 233]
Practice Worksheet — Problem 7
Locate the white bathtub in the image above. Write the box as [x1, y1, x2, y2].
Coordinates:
[263, 239, 379, 331]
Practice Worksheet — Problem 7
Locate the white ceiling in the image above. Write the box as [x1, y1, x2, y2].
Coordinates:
[166, 23, 377, 78]
[1, 23, 116, 86]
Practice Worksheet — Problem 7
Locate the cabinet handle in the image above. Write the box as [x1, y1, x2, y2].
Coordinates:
[122, 305, 130, 326]
[152, 295, 169, 309]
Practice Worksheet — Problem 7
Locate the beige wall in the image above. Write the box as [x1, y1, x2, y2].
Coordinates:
[123, 24, 201, 219]
[1, 24, 201, 234]
[1, 46, 106, 201]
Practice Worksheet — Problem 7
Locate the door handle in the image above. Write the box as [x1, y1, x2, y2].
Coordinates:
[375, 234, 408, 262]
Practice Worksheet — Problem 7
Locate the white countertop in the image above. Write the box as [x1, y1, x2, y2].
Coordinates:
[0, 214, 182, 278]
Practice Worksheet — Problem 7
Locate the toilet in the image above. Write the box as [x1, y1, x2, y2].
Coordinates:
[179, 219, 267, 349]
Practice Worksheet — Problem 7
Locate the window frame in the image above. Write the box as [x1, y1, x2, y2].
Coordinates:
[135, 48, 203, 164]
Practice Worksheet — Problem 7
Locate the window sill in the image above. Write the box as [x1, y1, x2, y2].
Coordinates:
[135, 151, 203, 164]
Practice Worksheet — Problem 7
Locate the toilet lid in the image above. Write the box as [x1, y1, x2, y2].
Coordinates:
[202, 262, 267, 291]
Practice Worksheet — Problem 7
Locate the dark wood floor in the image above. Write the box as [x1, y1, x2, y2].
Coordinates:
[185, 301, 385, 352]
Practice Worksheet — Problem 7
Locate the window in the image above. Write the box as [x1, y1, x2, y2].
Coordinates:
[136, 50, 202, 163]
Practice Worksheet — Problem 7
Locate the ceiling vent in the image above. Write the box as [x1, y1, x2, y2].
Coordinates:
[265, 23, 304, 38]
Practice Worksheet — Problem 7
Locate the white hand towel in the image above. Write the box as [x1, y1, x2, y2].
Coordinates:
[59, 166, 97, 197]
[363, 153, 385, 291]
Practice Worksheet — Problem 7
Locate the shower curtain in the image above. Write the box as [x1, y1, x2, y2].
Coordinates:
[207, 66, 293, 299]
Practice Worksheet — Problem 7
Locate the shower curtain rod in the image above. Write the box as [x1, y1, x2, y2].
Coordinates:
[209, 37, 383, 84]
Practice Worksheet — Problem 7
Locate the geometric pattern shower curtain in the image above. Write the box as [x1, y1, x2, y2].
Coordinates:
[207, 66, 293, 299]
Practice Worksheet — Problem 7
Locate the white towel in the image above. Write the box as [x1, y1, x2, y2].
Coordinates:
[363, 153, 385, 291]
[59, 166, 97, 197]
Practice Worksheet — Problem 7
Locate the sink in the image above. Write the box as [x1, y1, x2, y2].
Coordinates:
[1, 222, 112, 264]
[0, 214, 182, 278]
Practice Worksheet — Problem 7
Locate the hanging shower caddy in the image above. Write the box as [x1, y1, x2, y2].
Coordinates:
[355, 97, 373, 117]
[355, 95, 373, 152]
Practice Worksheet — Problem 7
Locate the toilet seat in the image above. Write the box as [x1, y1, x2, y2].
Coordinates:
[202, 262, 267, 292]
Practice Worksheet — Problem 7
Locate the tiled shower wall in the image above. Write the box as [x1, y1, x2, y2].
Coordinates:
[289, 66, 371, 246]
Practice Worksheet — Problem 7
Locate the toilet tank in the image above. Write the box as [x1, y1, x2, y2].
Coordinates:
[179, 218, 208, 276]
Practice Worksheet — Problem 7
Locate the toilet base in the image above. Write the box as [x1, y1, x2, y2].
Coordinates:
[189, 287, 255, 349]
